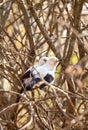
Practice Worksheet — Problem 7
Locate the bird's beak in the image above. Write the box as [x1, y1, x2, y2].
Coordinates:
[57, 58, 62, 66]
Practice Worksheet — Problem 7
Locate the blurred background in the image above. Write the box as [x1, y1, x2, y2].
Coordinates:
[0, 0, 88, 130]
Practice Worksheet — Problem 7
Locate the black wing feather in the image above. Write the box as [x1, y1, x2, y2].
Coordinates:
[39, 73, 54, 89]
[44, 73, 54, 83]
[26, 77, 41, 90]
[21, 70, 31, 82]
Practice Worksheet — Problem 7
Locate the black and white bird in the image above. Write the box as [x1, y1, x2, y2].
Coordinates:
[16, 57, 48, 102]
[21, 56, 48, 82]
[16, 57, 59, 102]
[20, 56, 48, 93]
[22, 56, 59, 90]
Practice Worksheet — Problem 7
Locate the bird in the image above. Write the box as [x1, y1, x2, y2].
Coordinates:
[16, 57, 59, 102]
[20, 56, 48, 92]
[22, 57, 59, 90]
[16, 57, 48, 102]
[21, 56, 48, 82]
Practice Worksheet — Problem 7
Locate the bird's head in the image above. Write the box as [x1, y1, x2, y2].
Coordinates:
[46, 57, 59, 70]
[39, 56, 48, 66]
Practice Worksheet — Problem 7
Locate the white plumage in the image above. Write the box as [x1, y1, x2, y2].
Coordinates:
[22, 57, 59, 90]
[26, 56, 48, 74]
[16, 57, 59, 102]
[17, 57, 59, 102]
[32, 57, 58, 78]
[21, 56, 48, 82]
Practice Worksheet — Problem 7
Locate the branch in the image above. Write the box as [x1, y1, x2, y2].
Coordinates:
[27, 0, 61, 58]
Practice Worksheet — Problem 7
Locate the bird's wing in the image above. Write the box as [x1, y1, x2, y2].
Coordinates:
[26, 77, 41, 90]
[21, 70, 31, 82]
[44, 73, 54, 83]
[39, 73, 54, 89]
[21, 66, 36, 82]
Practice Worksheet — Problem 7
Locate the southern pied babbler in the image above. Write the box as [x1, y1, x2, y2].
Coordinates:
[16, 57, 59, 102]
[16, 56, 48, 102]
